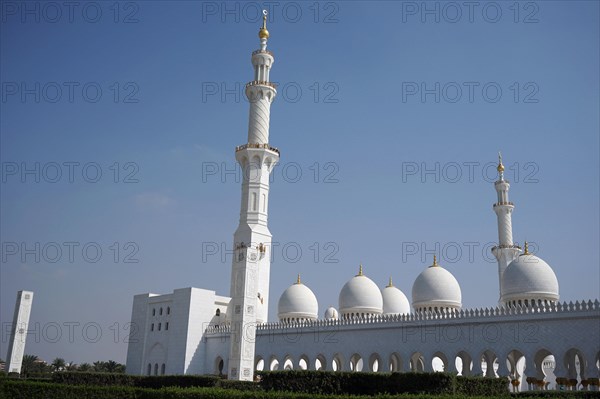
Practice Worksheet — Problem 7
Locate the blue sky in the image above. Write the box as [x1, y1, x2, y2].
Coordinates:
[1, 1, 598, 364]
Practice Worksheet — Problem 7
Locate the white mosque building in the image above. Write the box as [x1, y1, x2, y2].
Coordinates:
[125, 14, 600, 391]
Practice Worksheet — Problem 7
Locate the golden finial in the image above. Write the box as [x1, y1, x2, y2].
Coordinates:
[357, 264, 363, 276]
[497, 151, 505, 173]
[432, 255, 439, 267]
[387, 276, 393, 288]
[258, 10, 269, 39]
[523, 241, 529, 255]
[296, 274, 301, 284]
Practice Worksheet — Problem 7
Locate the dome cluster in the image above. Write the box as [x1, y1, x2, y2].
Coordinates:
[273, 259, 467, 323]
[256, 243, 558, 324]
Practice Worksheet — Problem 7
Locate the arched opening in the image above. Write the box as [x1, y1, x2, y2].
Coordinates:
[389, 352, 402, 372]
[214, 356, 224, 375]
[506, 350, 525, 391]
[154, 363, 158, 376]
[564, 348, 586, 390]
[332, 353, 344, 372]
[269, 356, 279, 371]
[161, 363, 166, 375]
[455, 351, 473, 376]
[283, 355, 294, 371]
[298, 355, 309, 370]
[432, 351, 448, 372]
[350, 353, 363, 372]
[410, 352, 425, 372]
[533, 349, 555, 390]
[483, 350, 501, 378]
[147, 363, 151, 376]
[315, 354, 326, 371]
[255, 356, 264, 371]
[369, 353, 381, 372]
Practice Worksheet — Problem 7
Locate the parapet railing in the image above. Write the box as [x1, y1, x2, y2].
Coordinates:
[493, 201, 514, 207]
[236, 143, 280, 155]
[252, 49, 274, 57]
[205, 299, 600, 334]
[246, 80, 277, 89]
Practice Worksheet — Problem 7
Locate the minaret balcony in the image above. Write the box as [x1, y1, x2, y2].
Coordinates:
[252, 49, 274, 57]
[236, 143, 280, 155]
[493, 201, 514, 207]
[246, 80, 277, 89]
[492, 244, 521, 251]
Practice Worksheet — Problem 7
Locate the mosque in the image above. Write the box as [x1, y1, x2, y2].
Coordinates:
[125, 14, 600, 391]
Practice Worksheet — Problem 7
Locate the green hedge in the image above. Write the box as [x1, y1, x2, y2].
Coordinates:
[51, 371, 222, 388]
[456, 375, 509, 396]
[48, 371, 510, 396]
[257, 371, 511, 396]
[3, 379, 600, 399]
[0, 379, 562, 399]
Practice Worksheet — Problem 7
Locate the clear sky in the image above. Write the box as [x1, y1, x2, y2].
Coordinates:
[1, 1, 598, 365]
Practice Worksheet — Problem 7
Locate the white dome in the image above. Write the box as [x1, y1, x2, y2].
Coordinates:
[277, 276, 318, 321]
[324, 306, 339, 320]
[412, 257, 462, 312]
[339, 266, 383, 317]
[382, 278, 410, 315]
[501, 247, 559, 305]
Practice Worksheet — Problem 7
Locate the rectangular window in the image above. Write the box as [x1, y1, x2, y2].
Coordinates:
[166, 322, 169, 331]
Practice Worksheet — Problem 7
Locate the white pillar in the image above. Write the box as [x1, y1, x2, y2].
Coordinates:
[228, 11, 279, 382]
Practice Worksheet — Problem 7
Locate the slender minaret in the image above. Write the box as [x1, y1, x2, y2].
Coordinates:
[6, 291, 34, 374]
[491, 153, 521, 304]
[228, 10, 279, 381]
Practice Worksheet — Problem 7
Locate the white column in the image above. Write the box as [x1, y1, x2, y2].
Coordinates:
[228, 12, 278, 381]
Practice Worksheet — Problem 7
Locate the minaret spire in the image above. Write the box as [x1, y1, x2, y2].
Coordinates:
[228, 13, 279, 382]
[491, 152, 521, 305]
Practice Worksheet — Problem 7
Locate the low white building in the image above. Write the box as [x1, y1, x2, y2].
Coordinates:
[126, 15, 600, 391]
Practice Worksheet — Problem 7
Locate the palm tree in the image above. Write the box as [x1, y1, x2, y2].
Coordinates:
[93, 361, 106, 372]
[65, 361, 78, 371]
[20, 354, 39, 376]
[78, 363, 92, 372]
[51, 358, 66, 372]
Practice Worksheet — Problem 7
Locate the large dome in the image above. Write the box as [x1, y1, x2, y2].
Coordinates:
[277, 275, 318, 322]
[501, 243, 559, 306]
[412, 256, 462, 312]
[382, 277, 410, 315]
[339, 265, 383, 318]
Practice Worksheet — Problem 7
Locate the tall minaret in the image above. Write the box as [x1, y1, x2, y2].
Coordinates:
[491, 153, 521, 304]
[228, 10, 279, 381]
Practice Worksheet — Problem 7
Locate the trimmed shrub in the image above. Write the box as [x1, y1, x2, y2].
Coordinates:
[258, 370, 458, 395]
[51, 371, 221, 388]
[457, 375, 510, 396]
[51, 371, 136, 386]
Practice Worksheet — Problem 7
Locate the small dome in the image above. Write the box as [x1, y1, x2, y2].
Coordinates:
[501, 243, 559, 306]
[324, 306, 339, 320]
[382, 277, 410, 315]
[412, 256, 462, 312]
[339, 265, 383, 318]
[277, 275, 318, 322]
